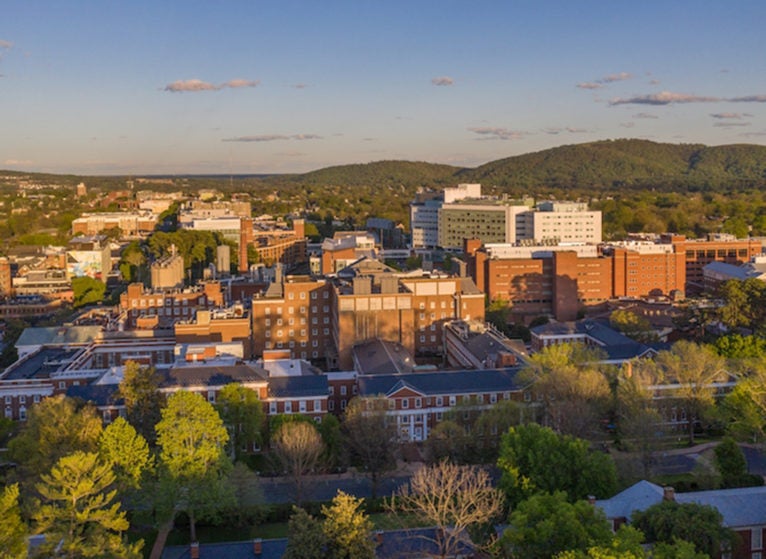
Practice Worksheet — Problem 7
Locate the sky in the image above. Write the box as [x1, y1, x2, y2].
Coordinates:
[2, 1, 766, 175]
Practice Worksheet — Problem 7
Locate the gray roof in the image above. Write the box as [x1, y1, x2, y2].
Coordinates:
[358, 368, 526, 397]
[531, 319, 651, 361]
[162, 539, 287, 559]
[596, 481, 766, 528]
[2, 347, 81, 380]
[67, 383, 122, 407]
[15, 326, 103, 348]
[353, 339, 415, 375]
[164, 364, 267, 388]
[703, 260, 753, 280]
[268, 374, 329, 398]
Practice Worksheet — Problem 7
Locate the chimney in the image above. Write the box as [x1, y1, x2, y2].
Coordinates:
[587, 495, 596, 505]
[253, 538, 262, 556]
[190, 542, 199, 559]
[663, 486, 675, 502]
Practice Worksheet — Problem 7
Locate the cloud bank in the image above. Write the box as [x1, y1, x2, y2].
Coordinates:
[222, 134, 322, 142]
[164, 78, 260, 92]
[431, 76, 454, 86]
[468, 127, 525, 140]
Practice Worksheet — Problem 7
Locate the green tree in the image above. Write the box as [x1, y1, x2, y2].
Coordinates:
[717, 278, 766, 335]
[520, 343, 611, 438]
[7, 395, 103, 481]
[342, 396, 398, 498]
[609, 310, 655, 342]
[71, 276, 106, 308]
[283, 507, 328, 559]
[497, 423, 617, 507]
[0, 484, 27, 559]
[713, 334, 766, 359]
[271, 420, 325, 505]
[98, 417, 153, 491]
[499, 492, 613, 559]
[156, 390, 233, 542]
[118, 360, 165, 445]
[318, 413, 343, 470]
[719, 365, 766, 443]
[555, 525, 645, 559]
[632, 500, 734, 558]
[389, 461, 505, 559]
[215, 383, 266, 461]
[33, 451, 142, 559]
[653, 341, 727, 444]
[322, 491, 375, 559]
[713, 437, 751, 488]
[425, 419, 472, 464]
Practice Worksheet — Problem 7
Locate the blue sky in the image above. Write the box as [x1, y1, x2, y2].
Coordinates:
[2, 1, 766, 175]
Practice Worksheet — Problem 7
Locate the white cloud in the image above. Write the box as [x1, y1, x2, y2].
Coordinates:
[222, 134, 322, 142]
[164, 78, 260, 92]
[468, 127, 526, 140]
[710, 112, 750, 119]
[0, 39, 12, 49]
[609, 91, 720, 106]
[4, 159, 32, 165]
[729, 95, 766, 103]
[431, 76, 454, 86]
[577, 82, 602, 90]
[600, 72, 632, 83]
[633, 113, 659, 119]
[223, 79, 259, 89]
[164, 79, 219, 92]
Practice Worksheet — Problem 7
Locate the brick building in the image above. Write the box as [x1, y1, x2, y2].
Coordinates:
[119, 282, 225, 329]
[467, 235, 763, 322]
[175, 306, 253, 358]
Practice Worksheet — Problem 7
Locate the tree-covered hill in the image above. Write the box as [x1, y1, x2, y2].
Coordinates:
[288, 160, 462, 188]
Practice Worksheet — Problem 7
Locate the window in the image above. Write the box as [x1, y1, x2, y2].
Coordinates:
[753, 528, 763, 551]
[314, 400, 321, 411]
[329, 400, 335, 411]
[285, 401, 292, 414]
[33, 394, 40, 403]
[329, 386, 335, 395]
[269, 402, 277, 414]
[19, 407, 27, 421]
[490, 393, 497, 404]
[449, 396, 456, 406]
[3, 396, 10, 404]
[415, 398, 422, 408]
[311, 292, 317, 300]
[436, 396, 443, 406]
[299, 400, 307, 413]
[208, 391, 215, 403]
[5, 407, 12, 419]
[402, 398, 409, 409]
[340, 399, 347, 410]
[340, 386, 347, 396]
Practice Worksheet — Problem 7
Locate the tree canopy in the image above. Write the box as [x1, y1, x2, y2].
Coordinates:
[498, 423, 618, 507]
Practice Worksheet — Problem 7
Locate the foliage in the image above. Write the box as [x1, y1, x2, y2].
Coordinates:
[713, 334, 766, 359]
[519, 343, 611, 438]
[98, 417, 153, 491]
[283, 507, 328, 559]
[609, 310, 655, 342]
[389, 462, 505, 558]
[33, 451, 142, 559]
[118, 360, 165, 445]
[632, 500, 734, 558]
[119, 241, 146, 283]
[318, 413, 343, 470]
[713, 437, 755, 489]
[342, 396, 398, 498]
[271, 420, 325, 505]
[497, 423, 617, 507]
[321, 491, 375, 559]
[499, 492, 613, 559]
[71, 276, 106, 308]
[554, 525, 645, 559]
[156, 390, 233, 541]
[0, 484, 27, 559]
[215, 383, 266, 461]
[719, 364, 766, 443]
[7, 395, 103, 481]
[717, 279, 766, 335]
[653, 341, 727, 444]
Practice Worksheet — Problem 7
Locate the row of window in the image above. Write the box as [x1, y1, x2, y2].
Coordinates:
[268, 399, 323, 414]
[4, 394, 41, 404]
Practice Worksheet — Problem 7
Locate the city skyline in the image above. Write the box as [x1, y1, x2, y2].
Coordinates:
[2, 1, 766, 175]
